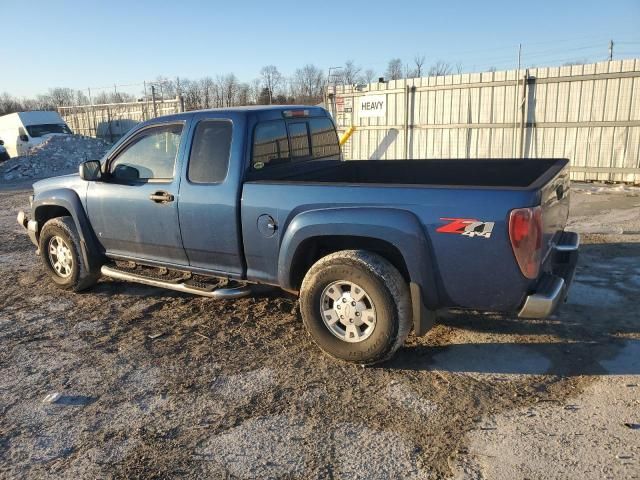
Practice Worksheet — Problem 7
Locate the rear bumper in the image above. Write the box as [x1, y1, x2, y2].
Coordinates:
[17, 210, 39, 248]
[518, 231, 579, 319]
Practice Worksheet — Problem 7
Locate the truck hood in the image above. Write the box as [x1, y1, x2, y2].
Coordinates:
[33, 172, 84, 195]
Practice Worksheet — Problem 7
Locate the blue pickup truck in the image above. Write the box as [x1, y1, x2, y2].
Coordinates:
[18, 105, 579, 364]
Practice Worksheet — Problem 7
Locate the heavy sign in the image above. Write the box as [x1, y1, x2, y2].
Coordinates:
[358, 94, 386, 118]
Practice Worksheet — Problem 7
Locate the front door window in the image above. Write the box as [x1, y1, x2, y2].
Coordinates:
[110, 124, 183, 181]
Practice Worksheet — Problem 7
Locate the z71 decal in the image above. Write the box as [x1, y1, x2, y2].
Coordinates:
[436, 218, 495, 239]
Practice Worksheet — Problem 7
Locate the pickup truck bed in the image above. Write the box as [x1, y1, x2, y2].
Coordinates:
[242, 157, 572, 315]
[249, 158, 564, 188]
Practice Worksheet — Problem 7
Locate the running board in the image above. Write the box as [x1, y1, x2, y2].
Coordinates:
[100, 265, 252, 299]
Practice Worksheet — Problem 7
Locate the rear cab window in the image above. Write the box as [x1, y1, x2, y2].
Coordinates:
[309, 118, 341, 160]
[251, 115, 340, 170]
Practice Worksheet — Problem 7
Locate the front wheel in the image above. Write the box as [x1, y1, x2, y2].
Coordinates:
[299, 250, 412, 364]
[39, 217, 100, 291]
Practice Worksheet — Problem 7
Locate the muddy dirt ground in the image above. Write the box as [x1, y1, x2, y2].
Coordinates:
[0, 181, 638, 479]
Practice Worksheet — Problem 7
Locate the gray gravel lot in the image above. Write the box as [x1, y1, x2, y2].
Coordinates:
[0, 181, 638, 479]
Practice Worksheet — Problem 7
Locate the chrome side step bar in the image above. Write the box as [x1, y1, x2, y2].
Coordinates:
[101, 265, 252, 299]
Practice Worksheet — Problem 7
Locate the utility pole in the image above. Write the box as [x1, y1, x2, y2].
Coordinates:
[143, 81, 148, 120]
[151, 85, 158, 118]
[517, 43, 522, 71]
[608, 39, 614, 61]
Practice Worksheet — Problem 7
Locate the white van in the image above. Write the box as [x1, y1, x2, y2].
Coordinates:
[0, 111, 72, 158]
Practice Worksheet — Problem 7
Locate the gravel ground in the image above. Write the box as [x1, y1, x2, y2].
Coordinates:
[0, 181, 638, 479]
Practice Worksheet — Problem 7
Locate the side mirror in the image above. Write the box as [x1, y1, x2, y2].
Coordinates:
[79, 160, 102, 181]
[112, 164, 140, 181]
[19, 134, 29, 142]
[0, 140, 4, 146]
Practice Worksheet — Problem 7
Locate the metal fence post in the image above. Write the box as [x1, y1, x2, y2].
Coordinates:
[404, 83, 410, 159]
[151, 85, 158, 118]
[518, 70, 529, 158]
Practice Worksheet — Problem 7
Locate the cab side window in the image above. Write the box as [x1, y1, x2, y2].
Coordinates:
[188, 120, 232, 183]
[110, 124, 183, 181]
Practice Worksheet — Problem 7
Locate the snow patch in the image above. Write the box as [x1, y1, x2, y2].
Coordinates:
[1, 135, 110, 181]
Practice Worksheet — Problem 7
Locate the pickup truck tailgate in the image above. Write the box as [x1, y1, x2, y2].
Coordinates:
[539, 160, 571, 261]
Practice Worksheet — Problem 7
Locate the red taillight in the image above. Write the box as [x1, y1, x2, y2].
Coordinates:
[509, 206, 543, 279]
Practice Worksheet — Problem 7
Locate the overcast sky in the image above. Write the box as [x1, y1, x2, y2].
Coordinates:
[1, 0, 639, 98]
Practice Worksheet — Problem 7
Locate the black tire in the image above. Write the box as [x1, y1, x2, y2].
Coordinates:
[299, 250, 412, 364]
[39, 217, 100, 291]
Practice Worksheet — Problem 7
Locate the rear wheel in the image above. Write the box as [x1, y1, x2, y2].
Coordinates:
[39, 217, 100, 291]
[300, 250, 411, 364]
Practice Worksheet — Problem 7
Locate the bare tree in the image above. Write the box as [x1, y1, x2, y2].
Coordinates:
[24, 95, 55, 111]
[362, 69, 377, 83]
[222, 73, 239, 107]
[153, 76, 176, 100]
[0, 92, 25, 115]
[46, 88, 76, 107]
[455, 62, 464, 74]
[385, 58, 404, 80]
[260, 65, 283, 104]
[292, 64, 324, 104]
[199, 77, 214, 108]
[237, 83, 250, 106]
[181, 79, 201, 110]
[342, 60, 362, 85]
[249, 79, 262, 104]
[412, 55, 426, 78]
[428, 61, 452, 77]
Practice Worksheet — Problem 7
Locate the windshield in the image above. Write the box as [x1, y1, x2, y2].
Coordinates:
[26, 124, 72, 138]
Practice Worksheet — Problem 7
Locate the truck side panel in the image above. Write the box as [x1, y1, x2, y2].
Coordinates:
[241, 182, 539, 312]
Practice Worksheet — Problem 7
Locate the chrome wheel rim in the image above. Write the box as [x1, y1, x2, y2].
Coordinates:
[47, 236, 73, 278]
[320, 281, 376, 343]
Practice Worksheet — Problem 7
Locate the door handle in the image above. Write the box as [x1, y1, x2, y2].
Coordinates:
[149, 191, 175, 203]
